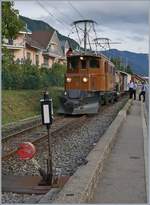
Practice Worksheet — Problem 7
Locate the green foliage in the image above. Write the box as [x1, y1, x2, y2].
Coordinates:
[111, 57, 133, 74]
[22, 63, 41, 89]
[2, 1, 24, 40]
[126, 65, 133, 74]
[2, 87, 63, 124]
[2, 47, 14, 67]
[2, 62, 67, 90]
[50, 63, 66, 86]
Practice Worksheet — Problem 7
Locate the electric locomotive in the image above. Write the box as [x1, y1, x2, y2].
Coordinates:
[58, 52, 118, 114]
[58, 20, 118, 115]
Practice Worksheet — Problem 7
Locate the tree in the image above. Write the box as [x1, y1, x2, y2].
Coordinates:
[2, 2, 24, 73]
[2, 1, 24, 41]
[126, 64, 133, 74]
[111, 57, 133, 74]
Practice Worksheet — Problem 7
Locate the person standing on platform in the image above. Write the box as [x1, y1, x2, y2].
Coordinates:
[133, 81, 137, 100]
[139, 81, 146, 102]
[128, 80, 134, 99]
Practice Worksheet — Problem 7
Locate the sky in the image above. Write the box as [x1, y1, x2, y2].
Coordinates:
[14, 0, 149, 53]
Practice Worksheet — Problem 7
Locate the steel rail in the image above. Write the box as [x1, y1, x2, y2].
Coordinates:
[2, 123, 42, 143]
[2, 116, 63, 143]
[2, 115, 87, 160]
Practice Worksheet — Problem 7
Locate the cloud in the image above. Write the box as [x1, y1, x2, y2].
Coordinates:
[14, 0, 149, 53]
[126, 35, 147, 42]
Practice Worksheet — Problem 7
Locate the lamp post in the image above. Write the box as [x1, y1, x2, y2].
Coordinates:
[40, 91, 53, 185]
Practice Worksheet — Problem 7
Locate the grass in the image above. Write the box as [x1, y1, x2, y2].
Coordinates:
[2, 87, 63, 125]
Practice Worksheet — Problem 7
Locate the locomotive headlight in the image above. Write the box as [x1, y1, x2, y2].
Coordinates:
[66, 77, 72, 83]
[82, 77, 88, 83]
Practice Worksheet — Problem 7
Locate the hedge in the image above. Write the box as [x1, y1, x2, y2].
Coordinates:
[2, 61, 67, 90]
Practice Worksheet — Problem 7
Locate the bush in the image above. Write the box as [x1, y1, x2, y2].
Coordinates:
[2, 61, 67, 90]
[50, 63, 67, 86]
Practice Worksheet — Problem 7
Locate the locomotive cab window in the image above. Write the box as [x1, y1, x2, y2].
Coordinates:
[68, 56, 79, 70]
[81, 59, 87, 69]
[79, 56, 87, 69]
[89, 58, 99, 68]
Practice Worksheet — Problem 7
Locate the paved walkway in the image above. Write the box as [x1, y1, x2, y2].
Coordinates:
[92, 101, 147, 203]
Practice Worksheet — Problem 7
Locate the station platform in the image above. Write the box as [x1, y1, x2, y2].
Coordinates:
[91, 100, 148, 203]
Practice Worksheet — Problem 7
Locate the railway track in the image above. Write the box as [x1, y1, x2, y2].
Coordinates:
[2, 123, 42, 142]
[2, 115, 64, 140]
[2, 116, 41, 138]
[2, 96, 128, 203]
[2, 115, 87, 160]
[2, 94, 127, 161]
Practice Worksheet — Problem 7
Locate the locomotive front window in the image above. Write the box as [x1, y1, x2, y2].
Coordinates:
[81, 59, 87, 69]
[68, 57, 79, 69]
[89, 58, 99, 68]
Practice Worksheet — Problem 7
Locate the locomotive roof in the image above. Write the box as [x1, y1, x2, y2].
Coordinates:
[68, 51, 115, 66]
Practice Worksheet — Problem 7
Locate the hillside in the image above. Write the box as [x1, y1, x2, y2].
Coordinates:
[2, 87, 63, 124]
[102, 49, 148, 76]
[20, 15, 79, 50]
[20, 16, 148, 76]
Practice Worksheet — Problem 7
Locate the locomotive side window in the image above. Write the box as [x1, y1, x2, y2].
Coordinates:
[105, 61, 108, 72]
[89, 58, 99, 68]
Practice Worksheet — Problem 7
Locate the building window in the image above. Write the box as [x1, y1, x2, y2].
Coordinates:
[8, 38, 13, 45]
[50, 44, 55, 50]
[27, 52, 31, 60]
[36, 55, 39, 66]
[44, 57, 49, 66]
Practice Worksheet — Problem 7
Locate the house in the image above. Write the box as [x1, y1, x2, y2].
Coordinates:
[131, 73, 147, 84]
[116, 70, 131, 92]
[3, 28, 67, 68]
[3, 28, 32, 63]
[60, 39, 70, 57]
[31, 31, 65, 67]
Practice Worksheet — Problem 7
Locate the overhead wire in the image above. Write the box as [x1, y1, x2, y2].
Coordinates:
[92, 23, 99, 54]
[36, 0, 80, 49]
[67, 1, 84, 19]
[46, 2, 74, 24]
[36, 0, 70, 29]
[67, 1, 100, 52]
[36, 0, 102, 52]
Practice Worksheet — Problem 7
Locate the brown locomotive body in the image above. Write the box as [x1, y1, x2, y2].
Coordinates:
[65, 54, 115, 92]
[58, 52, 118, 114]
